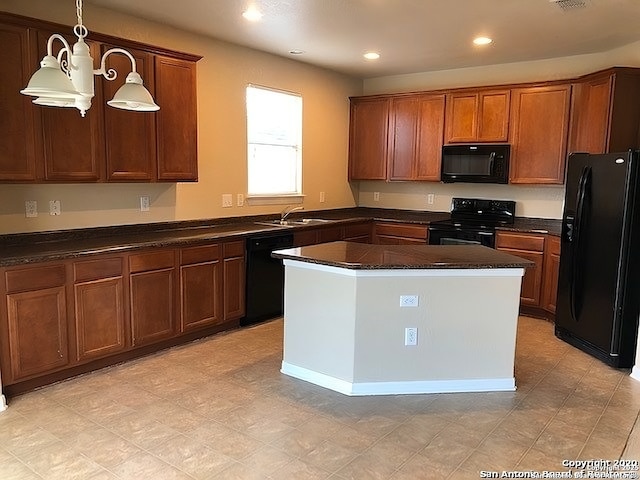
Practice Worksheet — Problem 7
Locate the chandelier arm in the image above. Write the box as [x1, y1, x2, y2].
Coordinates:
[95, 48, 138, 82]
[46, 34, 75, 71]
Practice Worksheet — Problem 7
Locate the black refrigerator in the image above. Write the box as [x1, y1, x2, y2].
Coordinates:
[555, 151, 640, 368]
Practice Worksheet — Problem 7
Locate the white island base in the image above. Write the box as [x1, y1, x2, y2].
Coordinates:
[280, 259, 524, 396]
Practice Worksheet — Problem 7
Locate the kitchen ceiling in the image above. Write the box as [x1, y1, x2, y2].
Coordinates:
[85, 0, 640, 78]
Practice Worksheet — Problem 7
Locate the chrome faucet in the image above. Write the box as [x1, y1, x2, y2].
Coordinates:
[280, 205, 304, 221]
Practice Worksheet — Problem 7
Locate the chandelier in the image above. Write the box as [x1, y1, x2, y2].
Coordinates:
[20, 0, 159, 117]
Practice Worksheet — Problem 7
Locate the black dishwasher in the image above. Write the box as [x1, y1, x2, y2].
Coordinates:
[243, 233, 294, 326]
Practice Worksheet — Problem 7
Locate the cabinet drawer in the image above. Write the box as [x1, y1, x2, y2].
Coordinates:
[129, 250, 175, 273]
[495, 232, 545, 252]
[181, 244, 220, 265]
[74, 257, 123, 282]
[344, 223, 372, 238]
[223, 241, 245, 258]
[375, 223, 428, 240]
[5, 264, 66, 294]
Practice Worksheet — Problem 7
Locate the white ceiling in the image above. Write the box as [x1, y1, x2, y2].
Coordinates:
[85, 0, 640, 78]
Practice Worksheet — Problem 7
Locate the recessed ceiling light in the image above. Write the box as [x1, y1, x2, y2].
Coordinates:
[289, 49, 305, 55]
[242, 7, 263, 22]
[473, 36, 493, 46]
[364, 52, 380, 60]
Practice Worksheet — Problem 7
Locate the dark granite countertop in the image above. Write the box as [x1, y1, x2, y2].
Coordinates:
[272, 242, 534, 270]
[0, 207, 560, 267]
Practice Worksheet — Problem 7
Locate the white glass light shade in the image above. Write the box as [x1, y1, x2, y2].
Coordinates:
[107, 72, 159, 111]
[32, 97, 76, 107]
[20, 55, 78, 98]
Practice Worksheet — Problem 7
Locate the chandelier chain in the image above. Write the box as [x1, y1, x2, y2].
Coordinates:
[74, 0, 88, 39]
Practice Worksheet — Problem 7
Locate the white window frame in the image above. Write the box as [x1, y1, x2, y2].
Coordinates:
[245, 84, 304, 205]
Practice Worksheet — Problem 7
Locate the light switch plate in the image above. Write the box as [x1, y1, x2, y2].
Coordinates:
[222, 194, 233, 208]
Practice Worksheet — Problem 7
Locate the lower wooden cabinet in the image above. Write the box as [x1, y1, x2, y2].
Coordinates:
[374, 222, 428, 245]
[179, 245, 223, 332]
[343, 222, 373, 243]
[223, 241, 246, 321]
[496, 232, 545, 307]
[73, 257, 126, 361]
[1, 264, 68, 383]
[541, 235, 561, 313]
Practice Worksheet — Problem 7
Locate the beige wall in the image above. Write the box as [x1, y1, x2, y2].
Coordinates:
[358, 41, 640, 219]
[0, 1, 362, 234]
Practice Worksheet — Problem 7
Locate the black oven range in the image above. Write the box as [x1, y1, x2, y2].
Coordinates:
[428, 197, 516, 248]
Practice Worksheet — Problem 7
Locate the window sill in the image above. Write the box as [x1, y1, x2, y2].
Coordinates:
[246, 194, 305, 206]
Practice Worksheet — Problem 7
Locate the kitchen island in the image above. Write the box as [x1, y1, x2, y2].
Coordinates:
[272, 242, 532, 396]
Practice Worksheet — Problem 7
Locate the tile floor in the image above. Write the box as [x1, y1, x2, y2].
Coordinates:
[0, 316, 639, 479]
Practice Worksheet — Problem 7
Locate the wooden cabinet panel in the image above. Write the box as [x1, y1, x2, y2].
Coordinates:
[509, 85, 571, 184]
[36, 29, 105, 182]
[7, 286, 68, 381]
[374, 222, 427, 244]
[0, 23, 37, 181]
[496, 232, 545, 307]
[542, 235, 561, 314]
[74, 277, 126, 361]
[293, 230, 319, 247]
[130, 268, 175, 346]
[343, 222, 372, 243]
[445, 90, 509, 143]
[388, 96, 419, 180]
[570, 69, 640, 155]
[389, 94, 445, 181]
[101, 44, 157, 181]
[224, 256, 245, 321]
[180, 261, 222, 331]
[349, 97, 389, 180]
[318, 226, 343, 243]
[155, 56, 198, 181]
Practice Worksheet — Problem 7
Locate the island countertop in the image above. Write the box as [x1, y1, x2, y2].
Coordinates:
[272, 241, 534, 270]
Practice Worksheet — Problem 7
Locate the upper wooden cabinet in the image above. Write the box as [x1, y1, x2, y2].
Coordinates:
[349, 97, 390, 180]
[508, 84, 571, 184]
[444, 89, 510, 143]
[569, 68, 640, 154]
[388, 94, 445, 181]
[0, 12, 200, 183]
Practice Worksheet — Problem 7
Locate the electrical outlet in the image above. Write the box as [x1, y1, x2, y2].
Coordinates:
[222, 194, 233, 208]
[25, 200, 38, 218]
[400, 295, 419, 307]
[319, 191, 326, 203]
[49, 200, 61, 216]
[140, 195, 150, 212]
[237, 193, 244, 207]
[405, 327, 418, 346]
[373, 192, 380, 202]
[427, 193, 435, 205]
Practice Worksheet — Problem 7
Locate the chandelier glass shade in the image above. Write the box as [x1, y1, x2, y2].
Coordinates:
[20, 0, 159, 117]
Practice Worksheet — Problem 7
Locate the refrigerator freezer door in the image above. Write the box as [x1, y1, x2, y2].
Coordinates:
[556, 151, 636, 365]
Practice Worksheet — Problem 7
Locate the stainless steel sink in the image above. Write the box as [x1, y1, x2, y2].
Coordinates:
[254, 218, 333, 227]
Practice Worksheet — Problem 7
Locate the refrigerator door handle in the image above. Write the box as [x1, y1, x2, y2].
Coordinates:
[570, 165, 592, 322]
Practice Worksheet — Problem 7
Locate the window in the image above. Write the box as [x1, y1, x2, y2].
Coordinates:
[246, 85, 303, 201]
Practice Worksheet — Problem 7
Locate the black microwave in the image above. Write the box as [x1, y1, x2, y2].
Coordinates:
[441, 144, 510, 184]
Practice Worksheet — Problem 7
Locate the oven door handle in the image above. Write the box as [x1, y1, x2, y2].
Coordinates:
[477, 231, 494, 236]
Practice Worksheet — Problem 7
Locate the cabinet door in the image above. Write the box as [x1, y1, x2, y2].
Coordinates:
[101, 45, 157, 181]
[223, 241, 245, 321]
[73, 257, 127, 363]
[509, 85, 571, 184]
[0, 23, 38, 181]
[570, 75, 612, 154]
[36, 30, 105, 182]
[445, 93, 477, 143]
[180, 244, 223, 331]
[415, 94, 445, 181]
[349, 97, 389, 180]
[129, 250, 176, 346]
[343, 223, 372, 243]
[2, 264, 68, 382]
[496, 232, 545, 307]
[6, 287, 68, 381]
[318, 226, 344, 243]
[541, 235, 561, 314]
[477, 90, 510, 142]
[155, 56, 198, 181]
[388, 96, 418, 180]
